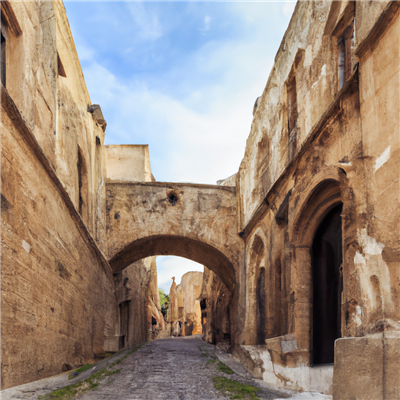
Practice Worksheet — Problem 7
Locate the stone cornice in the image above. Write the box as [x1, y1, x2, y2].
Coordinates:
[106, 180, 236, 193]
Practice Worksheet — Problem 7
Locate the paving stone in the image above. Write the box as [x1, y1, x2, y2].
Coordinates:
[79, 337, 287, 400]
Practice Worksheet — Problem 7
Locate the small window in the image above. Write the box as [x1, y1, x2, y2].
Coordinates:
[57, 52, 66, 78]
[338, 22, 354, 89]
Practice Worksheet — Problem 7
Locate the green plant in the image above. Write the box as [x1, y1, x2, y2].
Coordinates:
[68, 363, 93, 380]
[213, 376, 259, 400]
[40, 343, 146, 399]
[206, 358, 217, 366]
[159, 288, 169, 317]
[217, 361, 234, 375]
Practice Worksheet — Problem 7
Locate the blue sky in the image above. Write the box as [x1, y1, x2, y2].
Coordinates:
[64, 0, 295, 293]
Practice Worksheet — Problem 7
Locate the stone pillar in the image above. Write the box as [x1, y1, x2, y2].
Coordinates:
[333, 334, 400, 400]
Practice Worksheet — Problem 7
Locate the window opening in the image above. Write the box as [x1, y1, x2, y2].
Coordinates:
[338, 22, 354, 89]
[57, 52, 66, 77]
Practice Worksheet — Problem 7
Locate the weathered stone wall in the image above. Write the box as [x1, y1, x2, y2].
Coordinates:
[1, 87, 117, 389]
[234, 1, 400, 398]
[1, 1, 114, 389]
[2, 1, 399, 398]
[166, 272, 203, 337]
[54, 1, 108, 249]
[146, 258, 166, 340]
[167, 278, 182, 337]
[114, 258, 149, 348]
[106, 182, 240, 292]
[181, 271, 203, 336]
[106, 145, 153, 183]
[3, 1, 57, 168]
[200, 267, 231, 347]
[109, 145, 165, 345]
[2, 1, 108, 248]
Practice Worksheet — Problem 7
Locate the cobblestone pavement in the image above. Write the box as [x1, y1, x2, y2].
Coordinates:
[1, 336, 332, 400]
[78, 336, 287, 400]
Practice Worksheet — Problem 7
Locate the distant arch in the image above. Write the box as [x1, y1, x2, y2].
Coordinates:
[109, 235, 236, 292]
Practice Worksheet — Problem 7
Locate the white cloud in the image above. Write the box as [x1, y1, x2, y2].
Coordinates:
[70, 2, 291, 184]
[156, 256, 204, 294]
[83, 37, 273, 183]
[126, 2, 163, 41]
[200, 15, 211, 34]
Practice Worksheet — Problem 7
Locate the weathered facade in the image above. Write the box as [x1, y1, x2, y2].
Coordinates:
[167, 272, 203, 337]
[233, 2, 400, 398]
[1, 1, 399, 399]
[200, 267, 231, 349]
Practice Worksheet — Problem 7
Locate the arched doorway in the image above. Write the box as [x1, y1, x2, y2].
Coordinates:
[311, 204, 342, 365]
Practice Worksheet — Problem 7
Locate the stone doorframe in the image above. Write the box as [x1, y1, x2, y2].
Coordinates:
[289, 167, 349, 362]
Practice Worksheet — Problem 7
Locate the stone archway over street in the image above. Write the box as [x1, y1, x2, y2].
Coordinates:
[106, 181, 243, 292]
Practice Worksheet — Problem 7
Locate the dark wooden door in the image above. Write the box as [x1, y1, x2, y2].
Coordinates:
[119, 301, 130, 349]
[312, 205, 342, 365]
[256, 268, 266, 345]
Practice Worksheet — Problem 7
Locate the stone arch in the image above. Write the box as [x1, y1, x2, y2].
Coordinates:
[291, 179, 342, 248]
[109, 235, 236, 292]
[290, 175, 345, 357]
[245, 229, 267, 345]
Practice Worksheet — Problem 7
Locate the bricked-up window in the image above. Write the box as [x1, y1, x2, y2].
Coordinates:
[287, 74, 298, 162]
[0, 20, 7, 87]
[338, 22, 354, 89]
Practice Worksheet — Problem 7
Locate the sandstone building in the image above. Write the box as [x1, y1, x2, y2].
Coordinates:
[167, 272, 203, 337]
[1, 1, 399, 399]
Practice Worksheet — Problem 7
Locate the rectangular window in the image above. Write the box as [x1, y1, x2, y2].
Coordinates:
[338, 22, 354, 89]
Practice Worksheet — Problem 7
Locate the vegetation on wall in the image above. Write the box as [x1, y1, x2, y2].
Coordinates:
[159, 289, 169, 317]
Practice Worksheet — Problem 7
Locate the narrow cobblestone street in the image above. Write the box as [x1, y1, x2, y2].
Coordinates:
[1, 336, 332, 400]
[77, 337, 287, 400]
